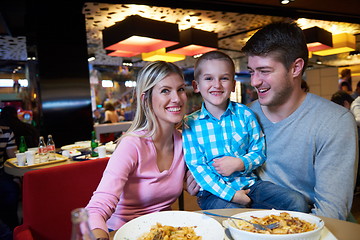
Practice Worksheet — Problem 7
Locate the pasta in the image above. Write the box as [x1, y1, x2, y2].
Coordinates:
[137, 223, 202, 240]
[229, 212, 317, 234]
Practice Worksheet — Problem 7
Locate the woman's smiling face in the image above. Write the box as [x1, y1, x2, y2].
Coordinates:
[151, 72, 187, 127]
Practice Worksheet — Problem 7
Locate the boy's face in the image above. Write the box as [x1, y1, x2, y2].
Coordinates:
[193, 59, 235, 111]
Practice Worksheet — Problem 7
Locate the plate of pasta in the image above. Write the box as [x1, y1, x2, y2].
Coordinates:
[114, 210, 225, 240]
[223, 210, 326, 240]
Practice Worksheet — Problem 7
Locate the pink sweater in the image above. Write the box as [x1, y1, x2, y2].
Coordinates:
[86, 130, 186, 232]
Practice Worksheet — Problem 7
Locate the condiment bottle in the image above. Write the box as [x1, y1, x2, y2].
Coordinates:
[19, 136, 28, 153]
[38, 136, 48, 162]
[90, 131, 98, 157]
[47, 134, 56, 160]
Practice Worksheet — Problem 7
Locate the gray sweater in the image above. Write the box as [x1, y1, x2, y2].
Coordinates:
[249, 93, 358, 220]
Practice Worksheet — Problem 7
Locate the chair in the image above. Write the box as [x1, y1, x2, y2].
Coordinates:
[13, 157, 109, 240]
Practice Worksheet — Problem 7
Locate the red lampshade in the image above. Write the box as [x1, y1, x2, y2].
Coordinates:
[167, 28, 218, 56]
[303, 26, 333, 52]
[102, 15, 180, 57]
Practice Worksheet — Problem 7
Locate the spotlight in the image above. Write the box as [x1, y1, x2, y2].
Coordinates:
[280, 0, 294, 4]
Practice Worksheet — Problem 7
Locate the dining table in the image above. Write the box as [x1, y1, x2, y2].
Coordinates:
[109, 208, 360, 240]
[3, 156, 83, 177]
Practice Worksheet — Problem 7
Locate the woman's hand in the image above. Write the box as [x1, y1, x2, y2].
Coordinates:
[92, 228, 109, 239]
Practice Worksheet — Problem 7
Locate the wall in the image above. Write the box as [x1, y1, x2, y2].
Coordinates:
[306, 67, 339, 100]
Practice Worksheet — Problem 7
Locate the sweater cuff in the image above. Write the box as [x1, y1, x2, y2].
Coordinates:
[88, 213, 109, 234]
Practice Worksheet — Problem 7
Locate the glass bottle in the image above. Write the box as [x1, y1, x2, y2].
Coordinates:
[38, 136, 48, 162]
[71, 208, 96, 240]
[19, 136, 28, 153]
[90, 131, 98, 157]
[47, 134, 56, 160]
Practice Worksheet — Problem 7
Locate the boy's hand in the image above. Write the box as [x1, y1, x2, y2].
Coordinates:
[232, 189, 251, 206]
[213, 156, 244, 176]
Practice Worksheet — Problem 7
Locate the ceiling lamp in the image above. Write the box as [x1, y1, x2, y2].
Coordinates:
[167, 28, 218, 56]
[142, 48, 186, 62]
[107, 50, 140, 58]
[313, 33, 356, 56]
[303, 26, 333, 52]
[280, 0, 295, 4]
[102, 15, 179, 57]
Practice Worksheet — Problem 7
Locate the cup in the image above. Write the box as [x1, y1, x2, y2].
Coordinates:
[25, 150, 36, 165]
[62, 150, 71, 158]
[97, 146, 107, 158]
[16, 153, 26, 166]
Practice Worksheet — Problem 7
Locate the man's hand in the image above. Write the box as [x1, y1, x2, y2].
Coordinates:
[213, 156, 244, 176]
[184, 170, 200, 196]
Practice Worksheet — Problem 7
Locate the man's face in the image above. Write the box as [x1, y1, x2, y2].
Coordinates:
[247, 55, 294, 108]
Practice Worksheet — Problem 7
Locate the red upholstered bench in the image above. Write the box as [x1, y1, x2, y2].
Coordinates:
[13, 157, 109, 240]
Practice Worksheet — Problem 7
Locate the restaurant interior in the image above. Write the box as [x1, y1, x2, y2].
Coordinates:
[1, 0, 360, 239]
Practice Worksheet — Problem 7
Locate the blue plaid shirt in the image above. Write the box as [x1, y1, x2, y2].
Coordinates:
[182, 101, 266, 202]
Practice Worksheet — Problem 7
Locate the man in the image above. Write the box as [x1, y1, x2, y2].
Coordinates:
[0, 123, 18, 239]
[242, 21, 358, 220]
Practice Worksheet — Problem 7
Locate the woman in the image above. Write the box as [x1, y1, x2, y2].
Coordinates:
[86, 61, 190, 239]
[103, 102, 119, 123]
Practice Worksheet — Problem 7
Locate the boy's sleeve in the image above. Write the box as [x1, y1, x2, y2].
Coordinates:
[238, 109, 266, 174]
[182, 121, 237, 202]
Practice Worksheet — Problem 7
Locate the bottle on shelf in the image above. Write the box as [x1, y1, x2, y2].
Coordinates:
[38, 136, 48, 163]
[47, 134, 56, 161]
[90, 131, 98, 157]
[70, 208, 96, 240]
[19, 136, 28, 153]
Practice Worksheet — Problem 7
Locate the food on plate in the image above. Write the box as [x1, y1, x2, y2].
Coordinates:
[137, 222, 202, 240]
[229, 212, 316, 234]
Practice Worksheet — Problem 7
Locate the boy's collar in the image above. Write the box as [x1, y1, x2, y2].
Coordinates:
[199, 100, 234, 119]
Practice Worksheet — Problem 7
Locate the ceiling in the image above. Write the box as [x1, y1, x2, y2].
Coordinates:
[1, 0, 360, 73]
[83, 2, 360, 69]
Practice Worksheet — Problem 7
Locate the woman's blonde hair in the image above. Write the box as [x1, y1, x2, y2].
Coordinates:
[120, 61, 184, 140]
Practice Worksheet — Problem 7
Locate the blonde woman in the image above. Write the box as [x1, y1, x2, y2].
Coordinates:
[86, 61, 197, 239]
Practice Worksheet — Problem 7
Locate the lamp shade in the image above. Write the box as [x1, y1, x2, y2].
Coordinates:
[313, 33, 356, 56]
[167, 28, 218, 56]
[107, 50, 140, 58]
[142, 48, 186, 62]
[303, 26, 333, 52]
[102, 15, 179, 56]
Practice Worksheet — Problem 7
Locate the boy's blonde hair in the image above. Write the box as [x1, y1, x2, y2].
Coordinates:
[194, 51, 235, 81]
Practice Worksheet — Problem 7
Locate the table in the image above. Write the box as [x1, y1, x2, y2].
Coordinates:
[109, 208, 360, 240]
[3, 157, 84, 177]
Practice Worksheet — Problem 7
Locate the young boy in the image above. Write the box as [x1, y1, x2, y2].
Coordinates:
[182, 51, 309, 211]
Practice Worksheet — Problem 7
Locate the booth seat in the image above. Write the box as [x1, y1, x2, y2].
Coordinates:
[13, 157, 109, 240]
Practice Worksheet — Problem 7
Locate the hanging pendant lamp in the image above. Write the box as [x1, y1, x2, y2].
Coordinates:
[102, 15, 180, 57]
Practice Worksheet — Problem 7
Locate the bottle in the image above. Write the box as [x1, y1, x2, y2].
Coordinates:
[19, 136, 28, 153]
[71, 208, 96, 240]
[90, 131, 98, 157]
[47, 134, 56, 160]
[38, 136, 48, 162]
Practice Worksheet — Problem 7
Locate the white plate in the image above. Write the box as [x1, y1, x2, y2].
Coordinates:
[61, 142, 90, 151]
[223, 227, 337, 240]
[114, 211, 225, 240]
